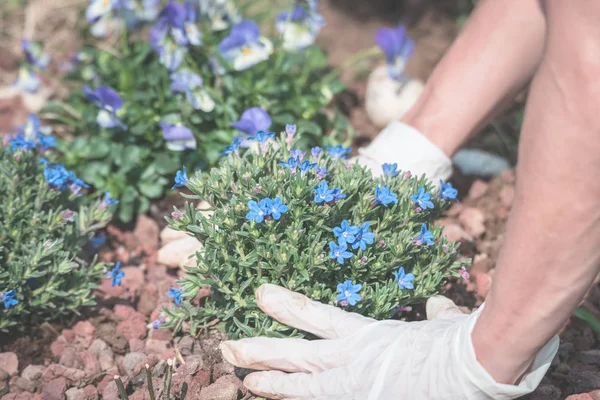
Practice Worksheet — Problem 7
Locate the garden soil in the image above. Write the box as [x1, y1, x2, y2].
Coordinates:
[0, 1, 599, 399]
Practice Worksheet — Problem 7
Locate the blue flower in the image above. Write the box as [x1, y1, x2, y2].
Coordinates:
[439, 180, 458, 201]
[299, 160, 316, 176]
[249, 130, 275, 144]
[266, 197, 289, 220]
[311, 146, 322, 159]
[314, 181, 334, 204]
[152, 317, 164, 330]
[352, 222, 376, 251]
[332, 188, 346, 201]
[22, 40, 50, 70]
[167, 287, 183, 306]
[394, 267, 415, 290]
[376, 24, 414, 80]
[280, 157, 300, 171]
[222, 138, 243, 156]
[315, 166, 327, 179]
[170, 71, 215, 112]
[336, 280, 362, 306]
[90, 233, 106, 251]
[2, 290, 18, 310]
[382, 163, 399, 177]
[160, 122, 196, 151]
[286, 124, 296, 139]
[107, 262, 125, 287]
[276, 3, 325, 51]
[101, 191, 119, 208]
[329, 241, 353, 264]
[333, 220, 360, 244]
[83, 85, 126, 129]
[8, 134, 37, 152]
[43, 164, 76, 191]
[290, 149, 305, 161]
[230, 107, 272, 135]
[414, 223, 435, 246]
[246, 199, 269, 223]
[326, 144, 351, 160]
[218, 20, 273, 70]
[411, 186, 434, 210]
[374, 185, 398, 207]
[172, 166, 188, 189]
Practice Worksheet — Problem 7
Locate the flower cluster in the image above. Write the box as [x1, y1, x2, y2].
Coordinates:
[15, 40, 50, 93]
[164, 127, 464, 338]
[86, 0, 161, 38]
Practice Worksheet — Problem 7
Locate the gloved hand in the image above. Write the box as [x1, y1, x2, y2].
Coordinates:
[220, 284, 559, 400]
[354, 121, 453, 182]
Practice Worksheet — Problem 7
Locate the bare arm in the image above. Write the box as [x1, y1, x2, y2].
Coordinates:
[472, 0, 600, 384]
[403, 0, 547, 156]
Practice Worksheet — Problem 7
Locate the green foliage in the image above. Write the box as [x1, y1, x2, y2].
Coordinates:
[0, 144, 113, 331]
[163, 131, 464, 338]
[44, 4, 353, 222]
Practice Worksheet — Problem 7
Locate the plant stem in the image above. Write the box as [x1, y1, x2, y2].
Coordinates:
[114, 375, 129, 400]
[321, 46, 381, 85]
[144, 364, 156, 400]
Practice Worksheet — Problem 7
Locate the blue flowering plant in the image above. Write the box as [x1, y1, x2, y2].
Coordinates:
[44, 0, 353, 222]
[0, 121, 117, 331]
[161, 126, 465, 338]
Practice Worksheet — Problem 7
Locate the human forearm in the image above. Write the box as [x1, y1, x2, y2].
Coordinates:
[403, 0, 546, 156]
[472, 0, 600, 384]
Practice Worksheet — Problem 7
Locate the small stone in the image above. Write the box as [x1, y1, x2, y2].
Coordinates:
[129, 339, 145, 353]
[65, 388, 83, 400]
[160, 227, 188, 245]
[468, 180, 489, 200]
[11, 376, 36, 392]
[60, 347, 83, 369]
[0, 369, 8, 382]
[134, 215, 160, 249]
[137, 284, 158, 317]
[41, 377, 68, 400]
[158, 236, 202, 269]
[577, 349, 600, 366]
[21, 365, 44, 382]
[62, 330, 76, 343]
[437, 220, 473, 243]
[41, 364, 89, 384]
[199, 375, 241, 400]
[78, 351, 101, 375]
[566, 395, 594, 400]
[116, 318, 147, 341]
[569, 370, 600, 394]
[145, 340, 169, 356]
[171, 362, 200, 394]
[458, 207, 486, 238]
[114, 305, 138, 320]
[123, 353, 146, 376]
[211, 361, 235, 381]
[499, 185, 515, 209]
[0, 353, 18, 376]
[102, 378, 128, 400]
[73, 321, 95, 342]
[527, 384, 561, 400]
[175, 336, 195, 356]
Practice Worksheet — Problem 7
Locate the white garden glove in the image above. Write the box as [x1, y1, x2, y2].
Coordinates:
[221, 284, 559, 400]
[354, 121, 453, 183]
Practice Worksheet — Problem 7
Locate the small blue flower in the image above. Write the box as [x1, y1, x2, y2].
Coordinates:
[2, 290, 18, 310]
[266, 197, 289, 220]
[222, 138, 243, 156]
[8, 134, 37, 152]
[314, 181, 334, 204]
[172, 166, 188, 189]
[299, 160, 316, 176]
[246, 199, 269, 223]
[326, 144, 351, 160]
[250, 131, 275, 144]
[332, 188, 346, 201]
[90, 233, 106, 251]
[394, 267, 415, 290]
[311, 146, 322, 159]
[230, 107, 272, 135]
[107, 262, 125, 287]
[43, 164, 72, 190]
[411, 186, 434, 210]
[382, 163, 399, 177]
[352, 222, 376, 251]
[290, 149, 305, 161]
[167, 287, 183, 306]
[439, 180, 458, 201]
[329, 241, 353, 264]
[280, 157, 300, 170]
[333, 220, 359, 244]
[376, 24, 414, 80]
[414, 223, 435, 246]
[101, 191, 119, 208]
[374, 185, 398, 207]
[336, 280, 362, 306]
[152, 317, 164, 330]
[315, 166, 327, 179]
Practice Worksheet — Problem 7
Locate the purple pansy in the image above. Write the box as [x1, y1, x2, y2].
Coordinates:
[375, 24, 414, 80]
[160, 122, 196, 151]
[83, 85, 126, 129]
